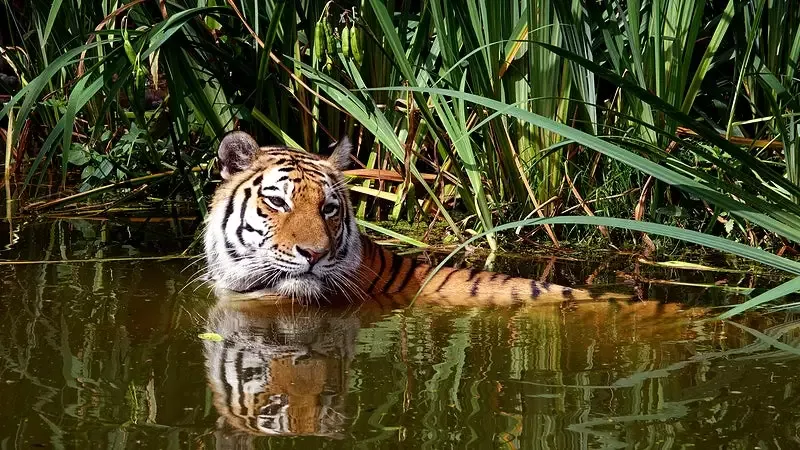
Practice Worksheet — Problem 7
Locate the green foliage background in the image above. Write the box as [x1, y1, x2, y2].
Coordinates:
[2, 0, 800, 311]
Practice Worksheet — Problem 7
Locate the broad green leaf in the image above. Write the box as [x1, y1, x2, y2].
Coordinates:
[198, 332, 224, 342]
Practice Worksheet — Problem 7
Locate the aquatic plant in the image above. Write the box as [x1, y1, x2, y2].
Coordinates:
[1, 0, 799, 313]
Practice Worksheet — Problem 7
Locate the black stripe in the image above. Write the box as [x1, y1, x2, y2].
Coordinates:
[243, 223, 265, 236]
[234, 350, 247, 415]
[235, 188, 252, 246]
[365, 243, 386, 293]
[221, 176, 251, 255]
[392, 258, 418, 293]
[332, 228, 347, 261]
[501, 274, 513, 283]
[263, 185, 279, 191]
[220, 341, 234, 413]
[489, 273, 500, 282]
[276, 175, 289, 182]
[435, 269, 460, 292]
[531, 280, 541, 298]
[470, 278, 480, 296]
[338, 193, 351, 250]
[221, 195, 236, 233]
[293, 154, 322, 162]
[303, 168, 326, 178]
[466, 269, 479, 282]
[224, 238, 239, 260]
[383, 254, 405, 293]
[270, 150, 306, 158]
[277, 167, 294, 172]
[251, 174, 263, 186]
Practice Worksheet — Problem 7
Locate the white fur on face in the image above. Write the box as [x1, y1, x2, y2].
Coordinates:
[204, 164, 362, 303]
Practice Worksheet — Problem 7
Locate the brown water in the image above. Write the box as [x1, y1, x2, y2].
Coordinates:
[1, 218, 799, 449]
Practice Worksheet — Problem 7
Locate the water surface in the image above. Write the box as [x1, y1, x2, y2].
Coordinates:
[1, 219, 799, 449]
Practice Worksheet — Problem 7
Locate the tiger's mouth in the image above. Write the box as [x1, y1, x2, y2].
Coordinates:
[273, 272, 326, 301]
[293, 272, 320, 282]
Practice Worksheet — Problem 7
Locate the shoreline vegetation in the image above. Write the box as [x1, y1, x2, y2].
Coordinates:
[1, 0, 799, 314]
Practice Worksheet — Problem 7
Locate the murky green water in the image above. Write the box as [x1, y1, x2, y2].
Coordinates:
[1, 219, 799, 449]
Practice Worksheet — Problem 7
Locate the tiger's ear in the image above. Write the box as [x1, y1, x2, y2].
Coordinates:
[218, 131, 260, 180]
[327, 136, 353, 170]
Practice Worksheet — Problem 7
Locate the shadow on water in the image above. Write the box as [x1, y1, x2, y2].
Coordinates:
[0, 218, 799, 449]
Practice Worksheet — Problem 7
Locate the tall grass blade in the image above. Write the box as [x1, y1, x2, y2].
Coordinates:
[718, 277, 800, 319]
[369, 86, 800, 242]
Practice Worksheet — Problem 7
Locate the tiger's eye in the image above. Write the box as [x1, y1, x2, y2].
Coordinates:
[266, 196, 287, 209]
[322, 203, 338, 215]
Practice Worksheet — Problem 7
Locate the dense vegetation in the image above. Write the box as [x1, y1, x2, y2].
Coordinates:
[1, 0, 800, 312]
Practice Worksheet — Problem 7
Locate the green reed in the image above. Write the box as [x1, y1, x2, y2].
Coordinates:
[1, 0, 800, 311]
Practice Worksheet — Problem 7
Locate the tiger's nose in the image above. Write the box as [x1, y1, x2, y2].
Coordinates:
[296, 246, 328, 265]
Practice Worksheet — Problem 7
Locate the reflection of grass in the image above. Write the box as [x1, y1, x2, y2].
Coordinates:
[0, 224, 216, 444]
[726, 320, 800, 358]
[356, 304, 800, 447]
[0, 255, 194, 265]
[1, 249, 798, 448]
[566, 399, 706, 449]
[0, 220, 798, 448]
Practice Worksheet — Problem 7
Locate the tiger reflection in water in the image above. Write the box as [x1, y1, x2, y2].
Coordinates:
[203, 296, 360, 439]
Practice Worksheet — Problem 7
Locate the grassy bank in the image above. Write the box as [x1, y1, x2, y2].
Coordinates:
[1, 0, 799, 313]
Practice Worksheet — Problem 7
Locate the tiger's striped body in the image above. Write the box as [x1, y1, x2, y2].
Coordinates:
[355, 237, 593, 306]
[204, 132, 619, 306]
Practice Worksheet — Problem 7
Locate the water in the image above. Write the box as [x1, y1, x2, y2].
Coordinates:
[1, 219, 799, 449]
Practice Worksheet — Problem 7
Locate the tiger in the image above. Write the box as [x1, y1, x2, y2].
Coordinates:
[203, 131, 628, 306]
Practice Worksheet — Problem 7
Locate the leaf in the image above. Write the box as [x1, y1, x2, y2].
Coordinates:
[642, 260, 724, 271]
[81, 165, 95, 180]
[356, 219, 429, 248]
[724, 218, 735, 234]
[252, 108, 302, 149]
[534, 40, 800, 203]
[655, 205, 688, 218]
[198, 332, 224, 342]
[41, 0, 65, 45]
[67, 144, 91, 167]
[98, 159, 115, 179]
[681, 0, 736, 113]
[717, 276, 800, 319]
[350, 185, 398, 202]
[365, 86, 800, 243]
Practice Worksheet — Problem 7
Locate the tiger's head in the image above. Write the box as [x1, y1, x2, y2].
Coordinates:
[204, 131, 361, 302]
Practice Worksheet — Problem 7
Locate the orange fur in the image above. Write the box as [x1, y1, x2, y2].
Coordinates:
[354, 237, 630, 307]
